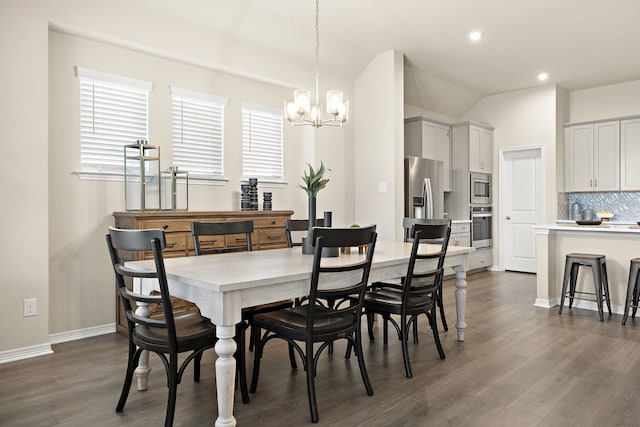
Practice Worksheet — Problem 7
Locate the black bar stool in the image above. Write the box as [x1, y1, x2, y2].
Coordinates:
[622, 258, 640, 325]
[558, 253, 611, 321]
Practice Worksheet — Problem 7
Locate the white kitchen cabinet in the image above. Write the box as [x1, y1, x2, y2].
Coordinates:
[564, 121, 619, 192]
[404, 117, 452, 191]
[450, 221, 470, 247]
[621, 118, 640, 190]
[451, 122, 494, 174]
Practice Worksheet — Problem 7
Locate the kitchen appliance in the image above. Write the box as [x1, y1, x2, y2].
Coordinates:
[404, 157, 444, 219]
[470, 172, 492, 205]
[471, 206, 492, 248]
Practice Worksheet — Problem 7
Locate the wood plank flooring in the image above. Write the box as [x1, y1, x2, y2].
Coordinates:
[3, 271, 640, 426]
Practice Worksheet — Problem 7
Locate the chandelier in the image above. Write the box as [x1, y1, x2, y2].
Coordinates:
[284, 0, 349, 128]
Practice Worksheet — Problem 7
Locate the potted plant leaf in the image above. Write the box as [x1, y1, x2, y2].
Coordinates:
[299, 161, 330, 254]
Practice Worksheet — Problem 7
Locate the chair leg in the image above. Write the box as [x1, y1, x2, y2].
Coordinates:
[306, 341, 319, 423]
[193, 352, 202, 382]
[559, 258, 572, 314]
[288, 343, 298, 370]
[116, 342, 141, 412]
[623, 263, 640, 325]
[428, 311, 446, 360]
[438, 292, 448, 331]
[412, 316, 419, 344]
[601, 262, 612, 315]
[400, 314, 412, 379]
[354, 329, 374, 397]
[383, 315, 389, 346]
[249, 327, 263, 394]
[568, 263, 579, 308]
[165, 355, 179, 427]
[235, 324, 250, 404]
[592, 263, 604, 321]
[366, 312, 375, 342]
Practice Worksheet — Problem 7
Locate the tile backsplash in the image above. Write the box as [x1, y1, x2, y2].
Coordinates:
[559, 192, 640, 221]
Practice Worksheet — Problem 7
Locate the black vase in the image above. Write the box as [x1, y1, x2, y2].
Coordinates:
[301, 197, 316, 255]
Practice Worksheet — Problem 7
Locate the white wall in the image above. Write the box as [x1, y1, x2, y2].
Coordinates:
[354, 50, 405, 242]
[0, 2, 50, 353]
[569, 80, 640, 123]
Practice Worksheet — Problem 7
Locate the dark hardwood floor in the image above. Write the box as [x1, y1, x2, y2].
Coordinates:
[3, 271, 640, 426]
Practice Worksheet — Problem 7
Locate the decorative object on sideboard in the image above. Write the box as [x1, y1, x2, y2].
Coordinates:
[283, 0, 349, 128]
[161, 165, 188, 211]
[241, 178, 259, 211]
[124, 139, 161, 211]
[299, 162, 330, 254]
[263, 192, 272, 211]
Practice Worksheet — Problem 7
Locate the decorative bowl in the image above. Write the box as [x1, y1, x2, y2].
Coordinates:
[597, 212, 614, 221]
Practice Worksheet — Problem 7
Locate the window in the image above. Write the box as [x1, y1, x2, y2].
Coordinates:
[171, 87, 227, 181]
[76, 67, 151, 175]
[241, 102, 284, 181]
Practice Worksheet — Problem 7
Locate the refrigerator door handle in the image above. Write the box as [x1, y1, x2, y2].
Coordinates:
[423, 178, 433, 219]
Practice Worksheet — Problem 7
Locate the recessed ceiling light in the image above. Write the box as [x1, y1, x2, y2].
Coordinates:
[538, 72, 549, 81]
[468, 31, 483, 42]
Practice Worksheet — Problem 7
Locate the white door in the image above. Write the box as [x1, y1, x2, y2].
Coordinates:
[501, 147, 543, 273]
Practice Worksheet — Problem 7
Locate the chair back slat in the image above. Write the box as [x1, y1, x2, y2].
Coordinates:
[191, 220, 253, 255]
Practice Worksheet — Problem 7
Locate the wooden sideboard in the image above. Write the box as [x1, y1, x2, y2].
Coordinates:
[112, 210, 294, 336]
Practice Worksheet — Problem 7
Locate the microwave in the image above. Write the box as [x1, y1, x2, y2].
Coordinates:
[470, 173, 492, 205]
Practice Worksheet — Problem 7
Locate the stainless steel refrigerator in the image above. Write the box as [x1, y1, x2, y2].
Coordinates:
[404, 156, 444, 219]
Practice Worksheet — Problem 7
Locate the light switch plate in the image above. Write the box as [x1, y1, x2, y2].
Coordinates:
[378, 182, 388, 193]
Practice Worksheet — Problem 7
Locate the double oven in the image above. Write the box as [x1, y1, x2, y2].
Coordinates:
[470, 173, 492, 248]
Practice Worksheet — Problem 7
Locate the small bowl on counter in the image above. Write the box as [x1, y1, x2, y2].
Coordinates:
[597, 212, 615, 221]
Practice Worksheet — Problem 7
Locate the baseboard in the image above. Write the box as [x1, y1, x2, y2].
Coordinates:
[539, 298, 625, 315]
[534, 298, 553, 308]
[0, 323, 116, 364]
[49, 323, 116, 344]
[0, 343, 53, 364]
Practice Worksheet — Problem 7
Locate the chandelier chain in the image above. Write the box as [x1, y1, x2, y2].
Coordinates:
[314, 0, 320, 104]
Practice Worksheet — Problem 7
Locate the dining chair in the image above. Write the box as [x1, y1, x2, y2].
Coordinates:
[362, 221, 451, 378]
[105, 226, 217, 427]
[285, 218, 325, 248]
[249, 225, 378, 423]
[190, 220, 294, 399]
[402, 217, 451, 333]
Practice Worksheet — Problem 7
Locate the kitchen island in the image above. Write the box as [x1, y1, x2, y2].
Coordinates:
[534, 223, 640, 314]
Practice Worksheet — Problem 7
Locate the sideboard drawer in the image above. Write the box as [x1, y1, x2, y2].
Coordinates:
[141, 219, 192, 233]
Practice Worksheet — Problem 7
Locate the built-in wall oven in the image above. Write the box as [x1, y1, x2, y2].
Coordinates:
[470, 173, 492, 205]
[471, 206, 492, 248]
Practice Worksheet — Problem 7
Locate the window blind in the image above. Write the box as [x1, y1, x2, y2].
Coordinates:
[77, 67, 150, 173]
[241, 102, 284, 180]
[171, 87, 227, 179]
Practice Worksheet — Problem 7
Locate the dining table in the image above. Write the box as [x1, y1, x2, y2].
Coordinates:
[128, 240, 474, 427]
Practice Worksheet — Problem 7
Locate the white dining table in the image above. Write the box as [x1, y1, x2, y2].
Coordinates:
[128, 240, 473, 427]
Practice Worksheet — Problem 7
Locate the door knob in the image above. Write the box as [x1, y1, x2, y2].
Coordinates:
[506, 216, 511, 220]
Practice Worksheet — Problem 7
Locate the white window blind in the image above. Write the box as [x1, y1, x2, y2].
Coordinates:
[171, 87, 227, 179]
[76, 67, 151, 173]
[241, 102, 284, 180]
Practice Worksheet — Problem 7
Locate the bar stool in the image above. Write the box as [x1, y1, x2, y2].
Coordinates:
[622, 258, 640, 325]
[558, 253, 612, 321]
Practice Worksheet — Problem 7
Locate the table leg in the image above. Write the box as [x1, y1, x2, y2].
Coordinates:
[134, 301, 152, 390]
[215, 325, 237, 427]
[454, 268, 467, 342]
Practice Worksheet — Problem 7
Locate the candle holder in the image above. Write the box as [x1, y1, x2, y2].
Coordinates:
[161, 165, 188, 211]
[124, 139, 160, 211]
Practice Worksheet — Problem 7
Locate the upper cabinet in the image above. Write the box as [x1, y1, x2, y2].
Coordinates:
[621, 118, 640, 190]
[452, 122, 494, 174]
[564, 120, 620, 192]
[404, 117, 452, 191]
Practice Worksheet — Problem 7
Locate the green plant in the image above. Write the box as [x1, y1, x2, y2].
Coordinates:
[299, 162, 330, 198]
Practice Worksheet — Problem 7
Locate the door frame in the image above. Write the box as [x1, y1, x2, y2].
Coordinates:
[498, 145, 545, 272]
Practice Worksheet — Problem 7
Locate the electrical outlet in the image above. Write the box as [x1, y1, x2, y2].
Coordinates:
[23, 298, 37, 317]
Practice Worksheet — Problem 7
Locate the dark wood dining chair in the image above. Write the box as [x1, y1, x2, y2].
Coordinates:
[402, 217, 451, 333]
[362, 221, 451, 378]
[285, 218, 326, 248]
[190, 220, 293, 400]
[106, 226, 217, 427]
[249, 226, 378, 423]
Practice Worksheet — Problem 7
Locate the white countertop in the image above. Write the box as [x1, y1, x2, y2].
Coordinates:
[537, 222, 640, 234]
